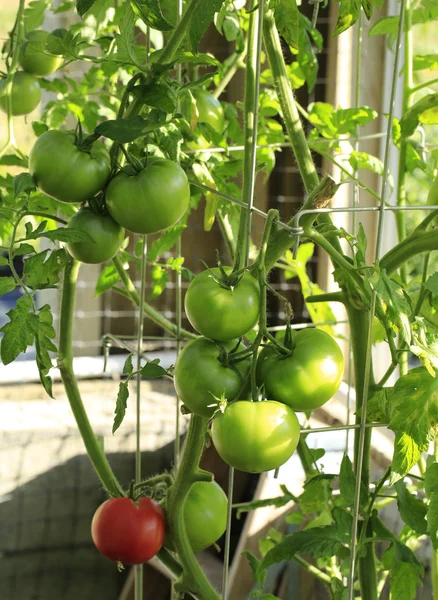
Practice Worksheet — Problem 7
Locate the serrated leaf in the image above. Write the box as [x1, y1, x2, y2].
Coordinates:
[23, 249, 68, 290]
[236, 494, 295, 517]
[0, 154, 28, 168]
[414, 54, 438, 71]
[192, 163, 218, 232]
[368, 267, 411, 344]
[369, 15, 399, 36]
[394, 480, 427, 535]
[147, 226, 185, 261]
[14, 243, 36, 256]
[242, 551, 266, 587]
[425, 463, 438, 494]
[131, 83, 177, 113]
[140, 361, 167, 379]
[424, 272, 438, 296]
[95, 263, 121, 297]
[95, 115, 164, 143]
[389, 561, 423, 600]
[24, 0, 50, 31]
[34, 305, 57, 398]
[338, 454, 367, 508]
[333, 0, 361, 36]
[427, 492, 438, 550]
[123, 354, 134, 375]
[189, 0, 225, 54]
[400, 94, 438, 137]
[76, 0, 95, 16]
[26, 227, 95, 243]
[275, 0, 299, 51]
[130, 0, 174, 32]
[14, 173, 36, 198]
[0, 277, 16, 298]
[113, 381, 129, 434]
[0, 296, 37, 365]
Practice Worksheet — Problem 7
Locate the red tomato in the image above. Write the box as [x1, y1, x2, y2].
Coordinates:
[91, 497, 165, 565]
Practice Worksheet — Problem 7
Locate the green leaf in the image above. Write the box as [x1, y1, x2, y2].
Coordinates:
[116, 3, 143, 69]
[34, 304, 57, 398]
[26, 227, 95, 244]
[23, 249, 68, 290]
[0, 296, 37, 365]
[130, 0, 175, 32]
[76, 0, 95, 16]
[400, 93, 438, 137]
[394, 480, 427, 535]
[95, 115, 166, 143]
[389, 562, 423, 600]
[338, 454, 367, 508]
[243, 551, 266, 587]
[24, 0, 50, 31]
[275, 0, 299, 51]
[0, 154, 28, 168]
[95, 263, 121, 297]
[131, 83, 177, 113]
[333, 0, 361, 36]
[261, 527, 344, 566]
[113, 381, 129, 434]
[149, 50, 220, 66]
[368, 267, 411, 344]
[147, 226, 185, 261]
[425, 463, 438, 494]
[14, 243, 36, 256]
[369, 15, 399, 36]
[0, 277, 16, 298]
[140, 361, 167, 379]
[409, 317, 438, 377]
[123, 354, 134, 375]
[150, 265, 168, 298]
[427, 491, 438, 550]
[14, 173, 36, 198]
[189, 0, 225, 54]
[424, 272, 438, 296]
[414, 54, 438, 71]
[236, 494, 296, 518]
[349, 151, 394, 188]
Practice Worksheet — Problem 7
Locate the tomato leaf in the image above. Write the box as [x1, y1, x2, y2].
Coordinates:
[147, 225, 185, 261]
[0, 277, 16, 299]
[95, 115, 167, 143]
[140, 361, 167, 379]
[130, 0, 175, 32]
[150, 265, 168, 298]
[242, 551, 266, 587]
[414, 54, 438, 71]
[275, 0, 300, 51]
[424, 272, 438, 296]
[333, 0, 361, 37]
[76, 0, 96, 17]
[14, 243, 36, 256]
[113, 381, 129, 434]
[188, 0, 225, 54]
[23, 249, 68, 290]
[409, 317, 438, 376]
[131, 83, 177, 113]
[149, 50, 219, 66]
[0, 154, 28, 168]
[389, 562, 423, 600]
[338, 454, 368, 508]
[394, 479, 427, 535]
[0, 296, 37, 365]
[34, 304, 57, 398]
[425, 464, 438, 549]
[25, 227, 95, 243]
[123, 354, 134, 375]
[95, 263, 121, 297]
[24, 0, 50, 31]
[400, 93, 438, 137]
[14, 173, 36, 198]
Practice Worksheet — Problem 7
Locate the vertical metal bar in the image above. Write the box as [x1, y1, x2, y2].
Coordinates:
[222, 467, 235, 600]
[346, 10, 363, 455]
[347, 2, 406, 597]
[135, 235, 147, 600]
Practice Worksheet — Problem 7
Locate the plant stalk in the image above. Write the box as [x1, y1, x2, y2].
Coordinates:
[58, 257, 124, 497]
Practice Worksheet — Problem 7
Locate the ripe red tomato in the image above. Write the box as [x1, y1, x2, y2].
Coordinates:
[91, 497, 165, 565]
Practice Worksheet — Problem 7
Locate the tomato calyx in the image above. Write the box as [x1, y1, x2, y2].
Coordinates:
[200, 252, 248, 291]
[73, 120, 100, 153]
[119, 145, 145, 174]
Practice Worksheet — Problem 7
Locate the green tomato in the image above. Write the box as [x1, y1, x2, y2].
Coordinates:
[427, 174, 438, 207]
[66, 208, 125, 264]
[184, 481, 228, 553]
[18, 30, 63, 77]
[174, 337, 250, 417]
[29, 130, 111, 204]
[193, 89, 225, 134]
[105, 158, 190, 235]
[256, 328, 344, 412]
[0, 71, 41, 116]
[211, 400, 300, 473]
[184, 268, 260, 341]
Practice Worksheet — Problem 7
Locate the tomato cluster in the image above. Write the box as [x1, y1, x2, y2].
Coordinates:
[0, 29, 63, 117]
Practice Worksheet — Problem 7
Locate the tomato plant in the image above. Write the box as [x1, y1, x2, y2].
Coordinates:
[18, 30, 63, 77]
[256, 328, 344, 411]
[106, 158, 190, 235]
[66, 208, 125, 264]
[29, 129, 111, 203]
[91, 497, 166, 565]
[0, 71, 40, 115]
[173, 337, 250, 417]
[184, 268, 260, 341]
[211, 400, 301, 473]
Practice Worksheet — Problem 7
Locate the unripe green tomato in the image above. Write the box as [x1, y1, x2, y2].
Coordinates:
[192, 89, 225, 134]
[256, 328, 344, 412]
[184, 481, 228, 553]
[173, 337, 251, 417]
[18, 30, 63, 77]
[66, 208, 125, 264]
[106, 158, 190, 235]
[427, 174, 438, 207]
[0, 71, 41, 116]
[211, 400, 300, 473]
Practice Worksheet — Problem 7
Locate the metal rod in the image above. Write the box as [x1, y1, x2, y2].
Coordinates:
[347, 1, 406, 597]
[301, 422, 388, 435]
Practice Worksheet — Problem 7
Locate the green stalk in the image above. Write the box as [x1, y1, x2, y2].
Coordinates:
[166, 415, 221, 600]
[112, 255, 196, 339]
[380, 230, 438, 275]
[234, 0, 263, 271]
[58, 257, 125, 498]
[432, 439, 438, 599]
[158, 0, 204, 65]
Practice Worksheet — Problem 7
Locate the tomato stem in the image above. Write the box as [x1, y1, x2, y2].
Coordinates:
[58, 256, 125, 498]
[165, 415, 221, 600]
